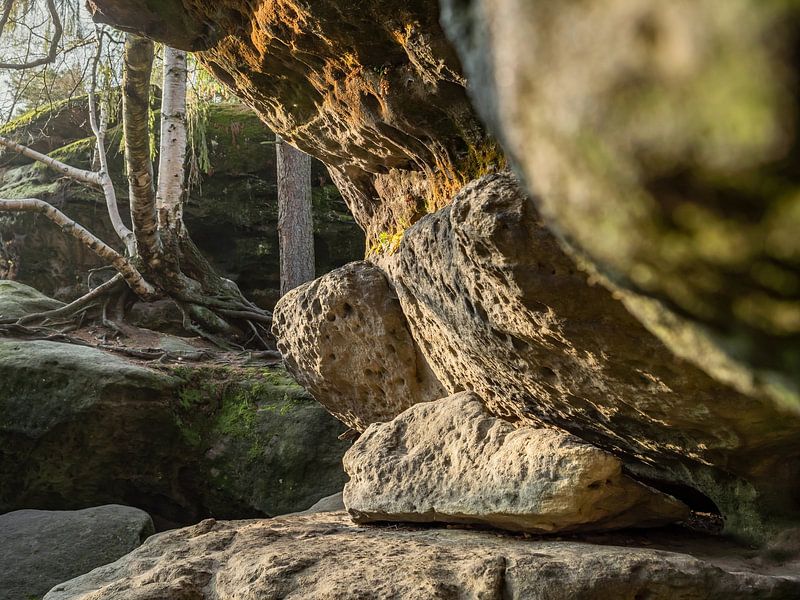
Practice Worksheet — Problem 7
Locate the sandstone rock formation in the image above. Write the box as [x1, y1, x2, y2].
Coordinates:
[44, 512, 800, 600]
[273, 261, 444, 430]
[439, 0, 800, 406]
[344, 393, 689, 533]
[80, 0, 800, 542]
[382, 173, 800, 538]
[0, 337, 349, 527]
[272, 172, 800, 538]
[0, 504, 153, 600]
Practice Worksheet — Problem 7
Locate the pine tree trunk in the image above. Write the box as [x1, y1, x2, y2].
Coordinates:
[276, 135, 315, 296]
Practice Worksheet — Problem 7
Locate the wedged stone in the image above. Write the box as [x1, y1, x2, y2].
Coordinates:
[343, 393, 689, 534]
[0, 504, 153, 600]
[273, 261, 445, 431]
[382, 172, 800, 539]
[44, 512, 800, 600]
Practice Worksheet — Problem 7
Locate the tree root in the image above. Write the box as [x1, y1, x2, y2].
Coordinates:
[15, 274, 124, 326]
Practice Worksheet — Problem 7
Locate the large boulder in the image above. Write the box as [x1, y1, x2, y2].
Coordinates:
[83, 0, 800, 543]
[381, 172, 800, 539]
[0, 504, 153, 600]
[44, 512, 800, 600]
[439, 0, 800, 405]
[273, 261, 445, 431]
[344, 393, 689, 533]
[0, 338, 350, 527]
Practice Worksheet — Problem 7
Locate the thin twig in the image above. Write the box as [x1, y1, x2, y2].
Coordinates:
[0, 0, 63, 70]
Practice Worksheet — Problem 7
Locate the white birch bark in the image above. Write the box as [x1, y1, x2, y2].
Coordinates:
[88, 27, 135, 254]
[156, 46, 188, 232]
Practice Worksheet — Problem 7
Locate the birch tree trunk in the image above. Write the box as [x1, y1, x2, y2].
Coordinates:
[0, 32, 273, 346]
[156, 46, 188, 236]
[122, 34, 161, 269]
[277, 135, 315, 296]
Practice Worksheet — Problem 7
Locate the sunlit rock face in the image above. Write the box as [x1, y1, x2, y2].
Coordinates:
[88, 0, 800, 540]
[43, 512, 800, 600]
[439, 0, 800, 408]
[344, 393, 690, 534]
[92, 0, 495, 246]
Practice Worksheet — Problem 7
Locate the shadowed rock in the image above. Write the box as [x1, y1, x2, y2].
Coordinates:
[382, 172, 800, 538]
[440, 0, 800, 407]
[0, 504, 153, 600]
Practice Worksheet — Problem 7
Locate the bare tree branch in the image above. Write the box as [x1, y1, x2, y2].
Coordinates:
[0, 197, 156, 299]
[88, 26, 135, 253]
[0, 134, 103, 185]
[0, 0, 63, 70]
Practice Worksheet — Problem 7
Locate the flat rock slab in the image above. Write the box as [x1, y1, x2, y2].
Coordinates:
[44, 512, 800, 600]
[0, 504, 153, 600]
[344, 393, 689, 534]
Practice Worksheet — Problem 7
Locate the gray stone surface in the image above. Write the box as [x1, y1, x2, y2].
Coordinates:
[0, 339, 349, 527]
[44, 512, 800, 600]
[344, 393, 688, 533]
[0, 504, 153, 600]
[0, 280, 63, 319]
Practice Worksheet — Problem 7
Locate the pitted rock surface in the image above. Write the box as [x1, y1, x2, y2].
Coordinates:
[344, 393, 689, 533]
[273, 261, 444, 431]
[439, 0, 800, 404]
[44, 512, 800, 600]
[382, 172, 800, 538]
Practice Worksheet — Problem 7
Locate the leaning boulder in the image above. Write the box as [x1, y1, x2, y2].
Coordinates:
[383, 172, 800, 539]
[273, 261, 444, 431]
[0, 504, 153, 600]
[439, 0, 800, 405]
[44, 512, 800, 600]
[344, 393, 689, 534]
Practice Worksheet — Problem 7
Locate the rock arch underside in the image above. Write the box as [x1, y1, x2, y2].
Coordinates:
[88, 0, 800, 546]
